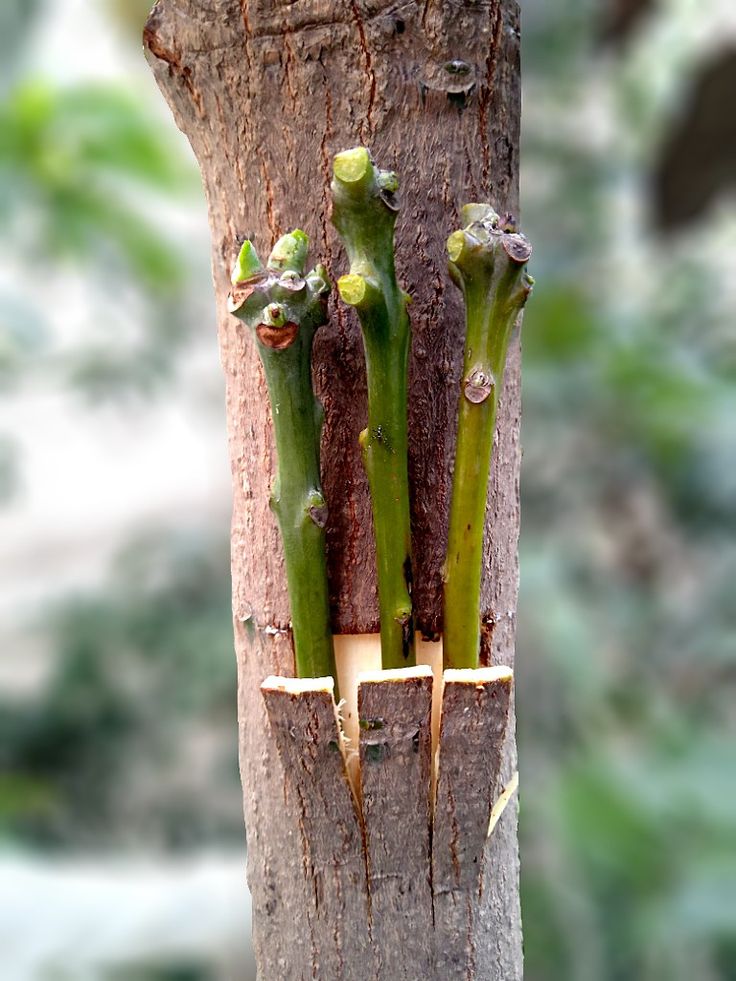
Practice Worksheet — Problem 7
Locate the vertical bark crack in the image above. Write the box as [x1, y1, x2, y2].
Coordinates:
[478, 1, 504, 190]
[349, 1, 377, 140]
[258, 151, 278, 240]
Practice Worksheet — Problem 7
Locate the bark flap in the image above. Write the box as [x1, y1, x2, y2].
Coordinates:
[262, 667, 516, 980]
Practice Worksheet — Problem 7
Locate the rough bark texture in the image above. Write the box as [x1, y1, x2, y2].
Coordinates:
[144, 1, 524, 977]
[358, 667, 433, 980]
[261, 677, 372, 978]
[260, 667, 514, 978]
[433, 668, 514, 980]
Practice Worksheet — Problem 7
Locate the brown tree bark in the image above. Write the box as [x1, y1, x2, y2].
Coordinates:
[145, 1, 523, 977]
[358, 667, 434, 980]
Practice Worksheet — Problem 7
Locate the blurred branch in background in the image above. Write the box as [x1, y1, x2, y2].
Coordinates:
[653, 47, 736, 231]
[599, 0, 659, 48]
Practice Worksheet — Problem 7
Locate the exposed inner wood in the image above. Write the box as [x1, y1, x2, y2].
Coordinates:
[335, 633, 443, 755]
[417, 638, 445, 755]
[334, 633, 382, 755]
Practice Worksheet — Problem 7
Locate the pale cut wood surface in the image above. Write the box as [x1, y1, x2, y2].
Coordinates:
[358, 667, 433, 981]
[145, 1, 525, 976]
[433, 667, 514, 979]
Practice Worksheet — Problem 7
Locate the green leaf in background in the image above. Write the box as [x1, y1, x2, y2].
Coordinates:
[0, 81, 195, 293]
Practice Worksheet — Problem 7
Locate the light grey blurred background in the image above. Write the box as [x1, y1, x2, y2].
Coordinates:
[1, 1, 734, 978]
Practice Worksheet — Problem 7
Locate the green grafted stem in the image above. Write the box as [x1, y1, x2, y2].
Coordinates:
[331, 147, 415, 670]
[443, 205, 534, 669]
[229, 231, 337, 686]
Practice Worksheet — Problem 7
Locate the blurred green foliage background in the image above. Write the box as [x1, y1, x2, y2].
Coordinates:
[0, 1, 734, 978]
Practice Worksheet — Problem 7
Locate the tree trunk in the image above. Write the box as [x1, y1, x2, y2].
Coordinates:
[145, 1, 523, 977]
